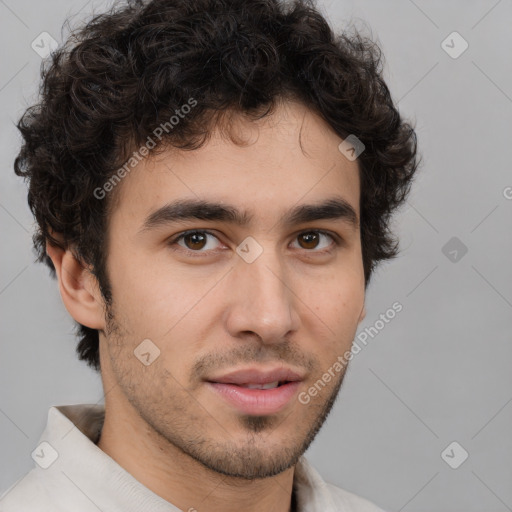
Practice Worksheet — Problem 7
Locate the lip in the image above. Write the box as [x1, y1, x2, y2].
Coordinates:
[205, 366, 305, 415]
[206, 367, 305, 385]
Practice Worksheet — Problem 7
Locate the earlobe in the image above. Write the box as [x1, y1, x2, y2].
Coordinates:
[46, 241, 106, 330]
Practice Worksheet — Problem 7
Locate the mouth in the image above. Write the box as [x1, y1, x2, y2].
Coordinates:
[204, 367, 304, 415]
[229, 381, 287, 389]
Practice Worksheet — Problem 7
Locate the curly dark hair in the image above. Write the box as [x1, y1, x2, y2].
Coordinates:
[14, 0, 419, 372]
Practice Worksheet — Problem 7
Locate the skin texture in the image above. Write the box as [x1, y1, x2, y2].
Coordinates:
[47, 99, 366, 512]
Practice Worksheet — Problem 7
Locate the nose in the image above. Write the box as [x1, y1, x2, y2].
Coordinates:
[224, 246, 301, 345]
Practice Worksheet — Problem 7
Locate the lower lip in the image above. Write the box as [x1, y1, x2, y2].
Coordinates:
[206, 381, 301, 415]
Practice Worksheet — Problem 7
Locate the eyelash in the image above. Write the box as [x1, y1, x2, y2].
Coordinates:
[168, 229, 340, 257]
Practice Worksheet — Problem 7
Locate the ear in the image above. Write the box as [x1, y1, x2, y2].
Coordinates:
[46, 241, 106, 330]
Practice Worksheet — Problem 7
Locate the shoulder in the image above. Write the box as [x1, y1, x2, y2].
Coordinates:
[325, 482, 388, 512]
[0, 470, 56, 512]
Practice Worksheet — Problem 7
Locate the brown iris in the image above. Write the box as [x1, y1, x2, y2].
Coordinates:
[297, 232, 320, 250]
[183, 232, 208, 250]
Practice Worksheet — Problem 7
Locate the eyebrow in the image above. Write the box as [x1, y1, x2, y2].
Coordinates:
[139, 196, 359, 234]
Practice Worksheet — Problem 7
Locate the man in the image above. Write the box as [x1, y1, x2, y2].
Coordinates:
[1, 0, 418, 510]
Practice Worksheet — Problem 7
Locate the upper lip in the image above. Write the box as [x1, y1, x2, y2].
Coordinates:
[206, 367, 305, 385]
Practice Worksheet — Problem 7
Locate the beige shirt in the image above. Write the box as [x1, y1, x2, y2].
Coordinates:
[0, 404, 386, 511]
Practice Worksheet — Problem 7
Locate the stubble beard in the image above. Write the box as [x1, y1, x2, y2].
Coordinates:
[103, 302, 348, 480]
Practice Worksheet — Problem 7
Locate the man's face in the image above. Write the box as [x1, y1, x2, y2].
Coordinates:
[100, 100, 365, 479]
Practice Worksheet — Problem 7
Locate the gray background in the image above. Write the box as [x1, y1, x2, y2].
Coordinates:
[1, 1, 511, 511]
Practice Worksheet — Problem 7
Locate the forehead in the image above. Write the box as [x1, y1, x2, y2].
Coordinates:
[109, 100, 361, 230]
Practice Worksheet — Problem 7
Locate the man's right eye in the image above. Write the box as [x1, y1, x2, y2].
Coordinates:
[168, 230, 224, 254]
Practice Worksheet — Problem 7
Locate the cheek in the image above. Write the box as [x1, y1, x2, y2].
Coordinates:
[107, 264, 210, 375]
[107, 250, 181, 328]
[301, 274, 364, 352]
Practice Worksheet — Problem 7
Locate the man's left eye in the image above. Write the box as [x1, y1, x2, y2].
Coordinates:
[290, 231, 336, 251]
